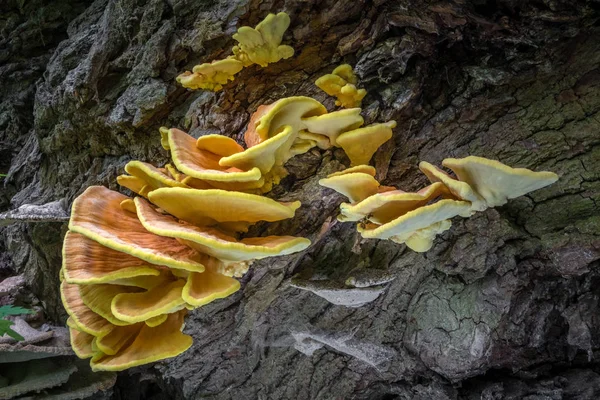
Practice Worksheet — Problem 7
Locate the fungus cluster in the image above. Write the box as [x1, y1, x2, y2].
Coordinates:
[177, 12, 294, 91]
[62, 180, 309, 370]
[320, 157, 559, 252]
[315, 64, 367, 108]
[61, 88, 397, 370]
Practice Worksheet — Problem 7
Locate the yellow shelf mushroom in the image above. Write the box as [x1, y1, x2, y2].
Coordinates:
[321, 157, 559, 253]
[315, 64, 367, 108]
[232, 12, 295, 67]
[177, 12, 295, 92]
[176, 59, 244, 91]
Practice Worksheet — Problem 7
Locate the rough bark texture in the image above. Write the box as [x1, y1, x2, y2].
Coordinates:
[1, 0, 600, 398]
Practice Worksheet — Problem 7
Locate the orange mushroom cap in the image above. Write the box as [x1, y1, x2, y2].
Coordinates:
[60, 281, 114, 338]
[166, 128, 261, 182]
[135, 197, 310, 262]
[68, 186, 205, 272]
[90, 311, 192, 372]
[62, 231, 163, 285]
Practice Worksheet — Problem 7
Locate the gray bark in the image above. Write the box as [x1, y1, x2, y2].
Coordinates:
[1, 0, 599, 398]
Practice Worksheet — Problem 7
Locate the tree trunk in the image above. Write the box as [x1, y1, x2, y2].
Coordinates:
[1, 0, 599, 398]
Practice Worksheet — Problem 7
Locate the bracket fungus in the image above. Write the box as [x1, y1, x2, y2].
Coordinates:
[62, 135, 312, 370]
[315, 64, 367, 108]
[176, 59, 244, 91]
[232, 12, 295, 67]
[322, 156, 558, 252]
[60, 88, 401, 370]
[177, 12, 294, 92]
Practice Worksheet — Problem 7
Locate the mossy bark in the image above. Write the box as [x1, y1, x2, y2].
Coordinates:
[1, 0, 599, 398]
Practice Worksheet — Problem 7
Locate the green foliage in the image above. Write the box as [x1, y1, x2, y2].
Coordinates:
[0, 305, 34, 341]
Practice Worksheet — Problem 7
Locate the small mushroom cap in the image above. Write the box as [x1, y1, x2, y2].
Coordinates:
[399, 220, 452, 252]
[182, 270, 240, 307]
[298, 131, 331, 150]
[124, 161, 188, 192]
[62, 232, 163, 285]
[336, 121, 396, 166]
[332, 64, 358, 84]
[196, 134, 244, 157]
[159, 127, 170, 150]
[318, 172, 381, 203]
[167, 128, 261, 182]
[145, 314, 168, 327]
[442, 156, 560, 208]
[90, 311, 192, 372]
[111, 279, 186, 324]
[219, 125, 295, 174]
[232, 12, 294, 67]
[254, 96, 327, 142]
[301, 108, 364, 146]
[328, 165, 377, 177]
[79, 284, 143, 326]
[315, 67, 367, 109]
[339, 182, 451, 224]
[185, 176, 267, 194]
[60, 282, 114, 338]
[147, 187, 300, 226]
[69, 325, 95, 359]
[177, 59, 243, 91]
[117, 175, 149, 197]
[69, 186, 205, 272]
[135, 197, 310, 262]
[419, 161, 486, 211]
[358, 199, 472, 241]
[95, 323, 143, 356]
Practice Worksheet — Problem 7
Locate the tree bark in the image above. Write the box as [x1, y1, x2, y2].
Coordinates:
[1, 0, 599, 398]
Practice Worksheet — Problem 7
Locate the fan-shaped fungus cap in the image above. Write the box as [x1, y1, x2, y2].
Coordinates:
[219, 125, 295, 174]
[336, 121, 396, 166]
[315, 64, 367, 108]
[69, 323, 95, 359]
[68, 186, 205, 272]
[301, 108, 364, 147]
[358, 199, 472, 251]
[419, 161, 486, 212]
[60, 282, 114, 338]
[176, 59, 244, 91]
[111, 280, 186, 324]
[79, 284, 143, 326]
[62, 232, 162, 285]
[95, 323, 143, 356]
[134, 197, 310, 262]
[442, 156, 560, 208]
[332, 64, 358, 84]
[166, 128, 261, 182]
[116, 175, 150, 197]
[252, 96, 327, 143]
[339, 183, 451, 224]
[90, 311, 192, 372]
[231, 12, 294, 67]
[119, 161, 188, 196]
[147, 187, 300, 227]
[400, 220, 452, 252]
[318, 172, 381, 203]
[196, 134, 244, 157]
[182, 269, 240, 307]
[183, 175, 266, 194]
[328, 165, 377, 177]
